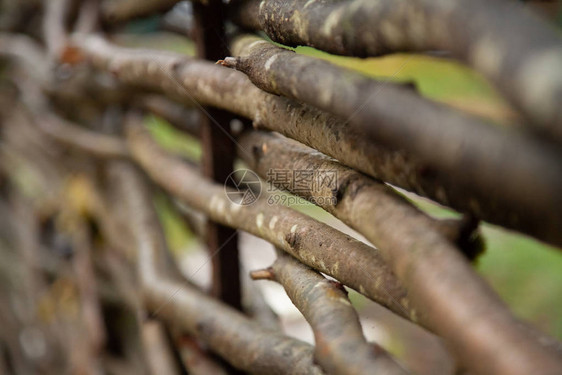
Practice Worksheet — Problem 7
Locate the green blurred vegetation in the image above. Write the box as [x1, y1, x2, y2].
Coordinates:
[146, 115, 201, 160]
[414, 198, 562, 339]
[154, 193, 198, 256]
[144, 34, 562, 340]
[297, 47, 516, 125]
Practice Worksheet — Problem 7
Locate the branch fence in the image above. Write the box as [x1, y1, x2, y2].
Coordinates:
[0, 0, 561, 374]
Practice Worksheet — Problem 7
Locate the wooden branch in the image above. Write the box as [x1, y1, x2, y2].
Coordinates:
[171, 199, 207, 238]
[43, 0, 71, 60]
[238, 130, 562, 375]
[0, 33, 51, 85]
[228, 0, 261, 31]
[226, 35, 562, 248]
[252, 251, 408, 375]
[72, 35, 562, 247]
[101, 0, 185, 23]
[175, 335, 229, 375]
[242, 273, 282, 331]
[141, 321, 183, 375]
[74, 0, 100, 34]
[16, 81, 129, 159]
[235, 0, 562, 144]
[107, 160, 324, 375]
[31, 110, 129, 158]
[72, 34, 261, 118]
[124, 118, 412, 321]
[71, 218, 106, 358]
[193, 0, 243, 312]
[138, 95, 200, 137]
[162, 2, 195, 38]
[239, 131, 483, 259]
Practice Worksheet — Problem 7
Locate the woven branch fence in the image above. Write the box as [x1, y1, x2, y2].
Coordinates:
[0, 0, 562, 374]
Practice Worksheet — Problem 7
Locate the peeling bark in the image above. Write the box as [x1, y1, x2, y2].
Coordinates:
[251, 251, 409, 375]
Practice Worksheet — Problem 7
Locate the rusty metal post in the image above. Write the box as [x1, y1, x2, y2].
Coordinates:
[192, 0, 242, 311]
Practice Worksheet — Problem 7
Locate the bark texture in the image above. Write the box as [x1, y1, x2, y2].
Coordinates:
[227, 35, 562, 248]
[72, 35, 562, 247]
[252, 251, 409, 375]
[238, 130, 562, 375]
[239, 131, 483, 261]
[108, 160, 324, 375]
[236, 0, 562, 144]
[125, 118, 412, 321]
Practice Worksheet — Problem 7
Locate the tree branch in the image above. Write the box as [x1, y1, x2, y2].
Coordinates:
[101, 0, 185, 23]
[226, 35, 562, 248]
[43, 0, 71, 60]
[252, 250, 408, 375]
[138, 95, 201, 139]
[239, 131, 483, 259]
[107, 160, 324, 375]
[234, 0, 562, 144]
[124, 117, 412, 321]
[238, 130, 562, 375]
[73, 35, 562, 247]
[15, 80, 129, 159]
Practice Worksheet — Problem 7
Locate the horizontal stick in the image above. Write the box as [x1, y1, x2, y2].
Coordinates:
[138, 95, 200, 137]
[15, 76, 129, 159]
[124, 117, 412, 320]
[101, 0, 185, 23]
[236, 0, 562, 144]
[108, 160, 324, 375]
[252, 250, 408, 375]
[238, 130, 562, 375]
[72, 35, 562, 246]
[239, 131, 482, 256]
[32, 111, 128, 158]
[227, 35, 562, 248]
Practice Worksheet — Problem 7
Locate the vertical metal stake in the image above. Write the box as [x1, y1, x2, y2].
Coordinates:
[193, 0, 242, 311]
